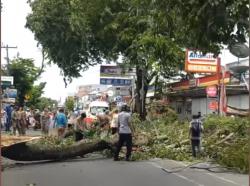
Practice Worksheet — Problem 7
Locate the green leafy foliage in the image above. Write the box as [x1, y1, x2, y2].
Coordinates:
[32, 97, 58, 111]
[27, 136, 75, 151]
[170, 0, 249, 54]
[131, 114, 250, 173]
[26, 0, 185, 119]
[203, 115, 249, 172]
[26, 0, 248, 118]
[26, 0, 111, 78]
[65, 97, 75, 112]
[26, 82, 46, 107]
[131, 115, 193, 161]
[8, 58, 42, 106]
[26, 0, 249, 77]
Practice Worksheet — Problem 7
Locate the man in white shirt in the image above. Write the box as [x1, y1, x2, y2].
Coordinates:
[114, 105, 133, 161]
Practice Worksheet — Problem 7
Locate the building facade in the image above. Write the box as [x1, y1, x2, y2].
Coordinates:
[167, 59, 249, 120]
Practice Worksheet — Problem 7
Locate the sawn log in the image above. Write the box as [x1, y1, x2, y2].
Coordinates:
[2, 140, 111, 161]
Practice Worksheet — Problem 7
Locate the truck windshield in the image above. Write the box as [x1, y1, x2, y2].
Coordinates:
[90, 106, 108, 115]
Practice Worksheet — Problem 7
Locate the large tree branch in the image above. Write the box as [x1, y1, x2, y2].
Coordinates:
[147, 71, 157, 84]
[34, 50, 45, 79]
[2, 140, 112, 161]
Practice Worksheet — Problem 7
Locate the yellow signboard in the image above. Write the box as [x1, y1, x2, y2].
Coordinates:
[185, 50, 219, 73]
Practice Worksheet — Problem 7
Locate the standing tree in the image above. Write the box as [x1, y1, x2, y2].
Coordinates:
[26, 0, 248, 119]
[65, 96, 75, 112]
[8, 58, 42, 106]
[26, 0, 184, 119]
[25, 82, 57, 111]
[26, 82, 46, 107]
[34, 97, 58, 111]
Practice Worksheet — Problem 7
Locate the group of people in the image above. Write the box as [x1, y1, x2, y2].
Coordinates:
[1, 102, 204, 160]
[68, 104, 134, 161]
[1, 104, 66, 137]
[1, 105, 28, 136]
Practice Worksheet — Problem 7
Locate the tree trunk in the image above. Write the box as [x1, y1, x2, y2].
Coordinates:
[135, 67, 141, 113]
[2, 140, 111, 161]
[134, 67, 148, 120]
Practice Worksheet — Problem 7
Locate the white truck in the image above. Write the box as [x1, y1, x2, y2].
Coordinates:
[85, 100, 110, 124]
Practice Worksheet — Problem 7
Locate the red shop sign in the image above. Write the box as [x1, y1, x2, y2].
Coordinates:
[208, 100, 218, 110]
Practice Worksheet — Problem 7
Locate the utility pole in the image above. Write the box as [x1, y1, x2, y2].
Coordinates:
[0, 0, 2, 184]
[248, 0, 250, 179]
[1, 44, 17, 74]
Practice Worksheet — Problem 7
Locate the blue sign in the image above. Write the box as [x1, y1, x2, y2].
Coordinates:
[100, 78, 132, 86]
[4, 89, 17, 98]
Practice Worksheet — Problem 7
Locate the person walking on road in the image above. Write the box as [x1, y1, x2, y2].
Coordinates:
[114, 105, 133, 161]
[189, 115, 203, 157]
[5, 104, 13, 132]
[41, 108, 50, 135]
[54, 108, 67, 138]
[48, 111, 57, 136]
[19, 107, 27, 135]
[11, 106, 21, 136]
[1, 108, 7, 130]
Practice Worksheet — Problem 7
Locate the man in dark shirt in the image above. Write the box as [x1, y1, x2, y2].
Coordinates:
[189, 115, 203, 157]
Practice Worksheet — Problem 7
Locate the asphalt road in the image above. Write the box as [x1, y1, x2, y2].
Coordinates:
[2, 156, 248, 186]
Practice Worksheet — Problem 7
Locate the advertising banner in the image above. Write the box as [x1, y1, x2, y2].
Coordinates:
[2, 98, 15, 103]
[100, 78, 132, 86]
[100, 65, 135, 77]
[185, 50, 219, 73]
[4, 88, 17, 98]
[206, 86, 217, 97]
[100, 65, 134, 86]
[1, 76, 14, 89]
[2, 88, 17, 103]
[208, 100, 218, 110]
[2, 76, 14, 84]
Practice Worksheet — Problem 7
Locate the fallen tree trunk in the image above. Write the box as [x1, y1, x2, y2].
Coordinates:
[2, 140, 111, 161]
[1, 135, 41, 147]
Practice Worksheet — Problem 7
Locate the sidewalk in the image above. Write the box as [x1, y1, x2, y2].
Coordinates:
[149, 158, 249, 186]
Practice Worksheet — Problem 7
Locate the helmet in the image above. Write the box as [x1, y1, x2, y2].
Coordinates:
[121, 104, 128, 112]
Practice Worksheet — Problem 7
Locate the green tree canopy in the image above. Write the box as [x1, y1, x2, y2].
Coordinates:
[26, 0, 184, 78]
[26, 0, 248, 118]
[26, 82, 46, 107]
[8, 58, 41, 106]
[171, 0, 249, 54]
[65, 96, 75, 112]
[26, 0, 185, 118]
[34, 97, 58, 111]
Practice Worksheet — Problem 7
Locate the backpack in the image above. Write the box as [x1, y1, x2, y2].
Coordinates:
[191, 119, 202, 137]
[56, 114, 66, 125]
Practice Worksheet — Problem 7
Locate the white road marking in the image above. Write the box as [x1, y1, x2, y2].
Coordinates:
[149, 162, 204, 186]
[207, 173, 246, 186]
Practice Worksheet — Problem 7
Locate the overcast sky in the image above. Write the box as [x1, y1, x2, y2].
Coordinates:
[1, 0, 100, 102]
[1, 0, 241, 102]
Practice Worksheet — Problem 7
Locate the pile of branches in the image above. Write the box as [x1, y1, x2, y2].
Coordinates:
[202, 115, 249, 172]
[130, 113, 249, 173]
